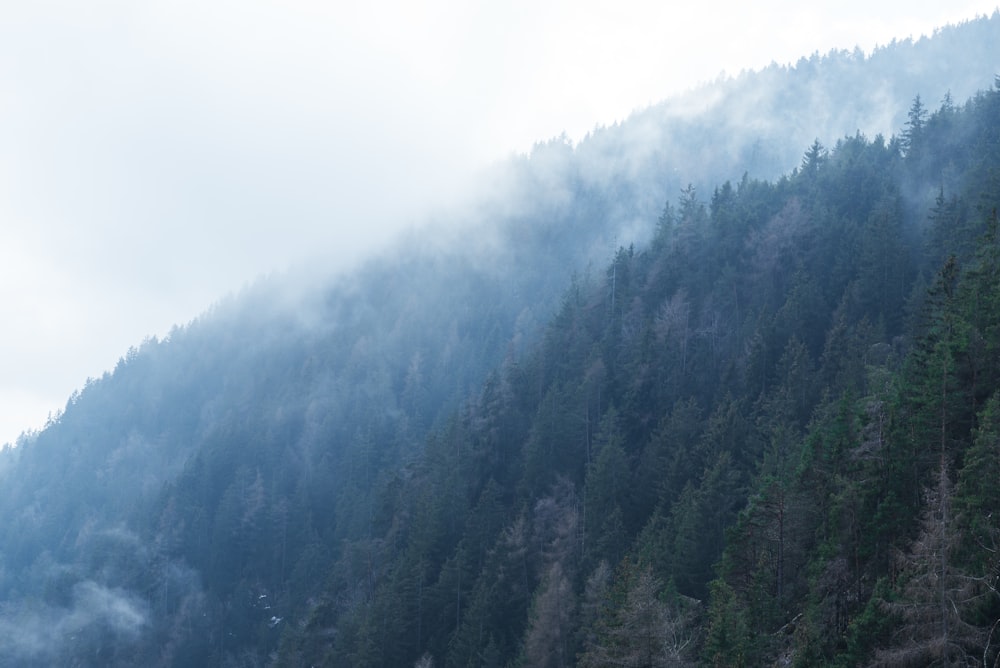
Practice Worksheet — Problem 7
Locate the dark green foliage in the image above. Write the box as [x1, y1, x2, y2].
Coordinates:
[701, 579, 756, 667]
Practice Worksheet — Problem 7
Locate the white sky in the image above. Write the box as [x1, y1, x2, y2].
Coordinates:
[1, 0, 997, 446]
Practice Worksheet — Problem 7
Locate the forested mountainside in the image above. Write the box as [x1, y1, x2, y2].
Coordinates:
[1, 15, 1000, 668]
[557, 13, 1000, 223]
[277, 82, 1000, 667]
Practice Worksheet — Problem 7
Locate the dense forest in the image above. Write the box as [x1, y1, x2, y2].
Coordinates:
[276, 82, 1000, 666]
[2, 14, 1000, 668]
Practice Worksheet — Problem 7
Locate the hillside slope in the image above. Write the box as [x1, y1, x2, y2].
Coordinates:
[280, 79, 1000, 667]
[1, 15, 999, 666]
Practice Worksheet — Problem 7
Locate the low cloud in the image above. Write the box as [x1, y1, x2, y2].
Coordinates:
[0, 580, 149, 664]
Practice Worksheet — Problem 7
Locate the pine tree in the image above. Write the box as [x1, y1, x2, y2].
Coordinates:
[902, 95, 928, 156]
[701, 579, 754, 667]
[957, 393, 1000, 564]
[955, 393, 1000, 667]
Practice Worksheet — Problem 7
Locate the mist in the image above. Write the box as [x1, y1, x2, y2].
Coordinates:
[1, 0, 998, 446]
[0, 522, 207, 666]
[0, 580, 148, 663]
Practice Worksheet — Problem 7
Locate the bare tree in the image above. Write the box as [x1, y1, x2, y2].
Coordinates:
[873, 460, 984, 667]
[523, 563, 576, 668]
[579, 566, 696, 667]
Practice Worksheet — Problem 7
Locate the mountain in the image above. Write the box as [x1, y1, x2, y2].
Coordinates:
[288, 80, 1000, 666]
[1, 13, 1000, 667]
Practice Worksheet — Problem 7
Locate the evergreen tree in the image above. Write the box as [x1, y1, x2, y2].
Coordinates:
[902, 94, 928, 155]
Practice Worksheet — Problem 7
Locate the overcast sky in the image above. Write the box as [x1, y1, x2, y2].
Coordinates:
[1, 0, 998, 446]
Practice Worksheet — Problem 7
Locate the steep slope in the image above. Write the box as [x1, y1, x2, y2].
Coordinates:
[293, 81, 1000, 667]
[0, 15, 999, 666]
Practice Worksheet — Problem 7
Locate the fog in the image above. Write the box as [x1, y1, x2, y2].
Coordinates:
[1, 0, 998, 445]
[0, 522, 206, 664]
[0, 580, 148, 662]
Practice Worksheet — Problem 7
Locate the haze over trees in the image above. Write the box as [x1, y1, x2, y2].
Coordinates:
[2, 12, 1000, 667]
